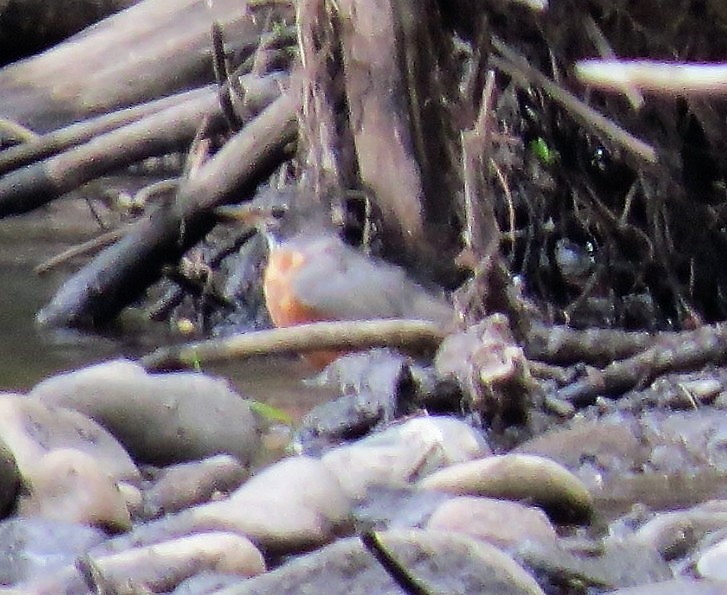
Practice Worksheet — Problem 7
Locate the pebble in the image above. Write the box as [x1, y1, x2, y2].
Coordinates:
[631, 501, 727, 560]
[202, 455, 351, 552]
[696, 537, 727, 580]
[17, 531, 265, 593]
[322, 415, 490, 499]
[419, 453, 594, 523]
[142, 454, 249, 518]
[427, 496, 557, 548]
[606, 579, 727, 595]
[0, 517, 105, 585]
[0, 393, 139, 484]
[17, 448, 131, 531]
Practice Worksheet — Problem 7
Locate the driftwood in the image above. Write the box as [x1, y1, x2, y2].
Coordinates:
[0, 73, 285, 217]
[141, 319, 448, 371]
[553, 322, 727, 405]
[37, 94, 298, 328]
[0, 90, 220, 217]
[0, 0, 138, 65]
[0, 0, 266, 132]
[0, 86, 213, 176]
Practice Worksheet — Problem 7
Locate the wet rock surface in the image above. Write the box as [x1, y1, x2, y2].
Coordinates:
[222, 530, 546, 595]
[0, 357, 724, 593]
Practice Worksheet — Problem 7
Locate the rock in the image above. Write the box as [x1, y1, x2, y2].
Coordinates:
[516, 410, 727, 494]
[173, 572, 247, 594]
[514, 413, 645, 488]
[219, 529, 545, 595]
[353, 486, 452, 531]
[18, 532, 265, 593]
[0, 393, 139, 484]
[192, 456, 352, 553]
[94, 456, 352, 557]
[517, 538, 672, 591]
[427, 496, 557, 548]
[17, 448, 131, 532]
[322, 415, 489, 499]
[606, 579, 726, 595]
[296, 350, 420, 453]
[30, 359, 261, 466]
[0, 517, 105, 585]
[0, 428, 19, 517]
[631, 501, 727, 560]
[696, 536, 727, 580]
[418, 454, 593, 523]
[142, 454, 249, 518]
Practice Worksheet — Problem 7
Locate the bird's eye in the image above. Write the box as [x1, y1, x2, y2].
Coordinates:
[269, 205, 288, 219]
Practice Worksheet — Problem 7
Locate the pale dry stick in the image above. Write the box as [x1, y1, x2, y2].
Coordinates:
[582, 16, 644, 110]
[491, 37, 657, 165]
[140, 319, 448, 371]
[461, 69, 498, 264]
[501, 0, 548, 10]
[576, 60, 727, 95]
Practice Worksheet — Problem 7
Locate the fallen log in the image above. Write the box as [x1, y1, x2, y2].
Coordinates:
[37, 93, 298, 328]
[0, 86, 214, 176]
[0, 73, 285, 217]
[0, 0, 267, 131]
[0, 0, 138, 65]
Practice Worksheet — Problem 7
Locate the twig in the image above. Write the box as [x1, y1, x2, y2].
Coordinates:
[525, 322, 658, 365]
[360, 531, 432, 595]
[490, 37, 657, 164]
[38, 93, 298, 328]
[34, 227, 127, 275]
[140, 319, 447, 371]
[555, 321, 727, 405]
[576, 59, 727, 96]
[582, 16, 644, 109]
[0, 73, 286, 218]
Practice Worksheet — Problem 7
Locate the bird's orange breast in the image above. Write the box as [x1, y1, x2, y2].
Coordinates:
[263, 245, 342, 368]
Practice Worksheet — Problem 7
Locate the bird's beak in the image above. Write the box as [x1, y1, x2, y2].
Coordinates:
[215, 204, 286, 225]
[214, 204, 287, 249]
[215, 204, 262, 224]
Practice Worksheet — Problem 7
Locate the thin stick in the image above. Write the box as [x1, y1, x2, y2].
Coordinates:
[360, 531, 432, 595]
[140, 319, 447, 371]
[576, 59, 727, 96]
[491, 37, 657, 164]
[582, 16, 644, 109]
[34, 227, 127, 275]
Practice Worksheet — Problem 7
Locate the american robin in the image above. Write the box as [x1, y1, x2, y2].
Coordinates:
[216, 192, 455, 367]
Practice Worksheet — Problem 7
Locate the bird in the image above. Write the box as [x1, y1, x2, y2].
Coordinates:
[216, 190, 455, 368]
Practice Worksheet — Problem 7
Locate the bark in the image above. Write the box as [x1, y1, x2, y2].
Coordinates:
[334, 0, 461, 276]
[0, 0, 139, 64]
[0, 73, 285, 217]
[0, 0, 265, 131]
[37, 94, 298, 328]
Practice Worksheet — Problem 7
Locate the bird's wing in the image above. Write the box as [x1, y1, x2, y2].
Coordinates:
[290, 240, 452, 324]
